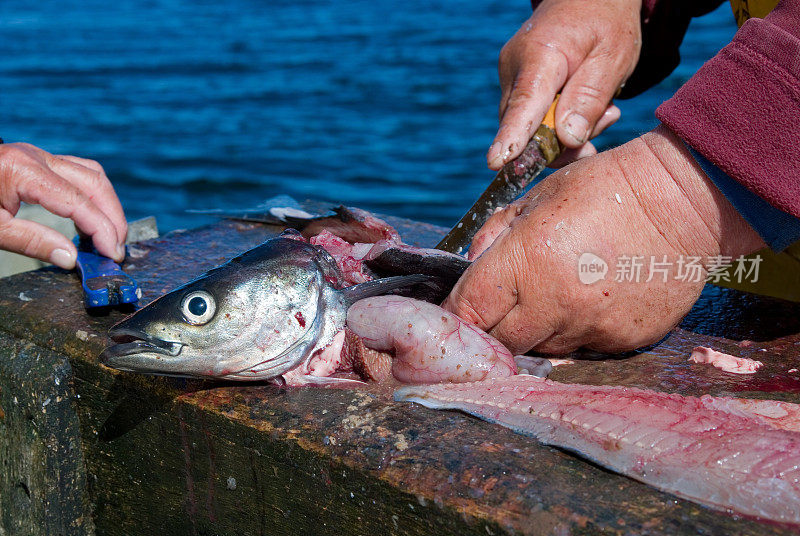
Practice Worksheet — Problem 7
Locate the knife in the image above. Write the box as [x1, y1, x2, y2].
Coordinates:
[435, 98, 561, 254]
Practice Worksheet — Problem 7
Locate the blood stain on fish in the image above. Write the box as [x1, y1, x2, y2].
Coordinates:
[295, 312, 306, 328]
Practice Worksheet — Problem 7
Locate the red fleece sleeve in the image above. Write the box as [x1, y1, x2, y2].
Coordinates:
[656, 0, 800, 218]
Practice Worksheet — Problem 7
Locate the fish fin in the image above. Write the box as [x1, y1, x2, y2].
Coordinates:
[393, 387, 445, 407]
[341, 274, 434, 305]
[285, 375, 366, 388]
[186, 195, 336, 226]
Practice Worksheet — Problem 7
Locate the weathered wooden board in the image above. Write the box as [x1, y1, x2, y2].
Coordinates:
[1, 206, 799, 536]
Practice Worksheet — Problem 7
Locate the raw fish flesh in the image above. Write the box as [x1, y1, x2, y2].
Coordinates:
[689, 346, 763, 374]
[395, 377, 800, 525]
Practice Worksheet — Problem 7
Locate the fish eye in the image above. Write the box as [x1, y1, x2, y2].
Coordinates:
[181, 291, 216, 325]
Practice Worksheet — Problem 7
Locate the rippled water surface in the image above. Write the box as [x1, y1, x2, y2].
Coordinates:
[0, 1, 737, 231]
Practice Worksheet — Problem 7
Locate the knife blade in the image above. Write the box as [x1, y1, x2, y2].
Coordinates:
[435, 98, 561, 254]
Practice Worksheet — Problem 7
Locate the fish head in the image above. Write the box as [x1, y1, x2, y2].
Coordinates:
[100, 233, 348, 380]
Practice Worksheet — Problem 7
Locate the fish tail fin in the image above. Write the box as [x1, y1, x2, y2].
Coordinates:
[341, 274, 433, 305]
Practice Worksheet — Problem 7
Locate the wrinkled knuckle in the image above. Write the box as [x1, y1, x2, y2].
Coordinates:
[69, 189, 93, 212]
[573, 83, 606, 104]
[448, 291, 490, 328]
[21, 232, 46, 258]
[498, 42, 513, 65]
[1, 144, 32, 166]
[528, 38, 571, 69]
[505, 88, 538, 113]
[85, 168, 108, 190]
[607, 49, 638, 76]
[86, 159, 106, 175]
[570, 85, 610, 117]
[0, 149, 38, 186]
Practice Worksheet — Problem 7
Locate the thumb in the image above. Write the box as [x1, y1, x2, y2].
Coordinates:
[556, 57, 623, 148]
[547, 105, 620, 168]
[468, 198, 528, 261]
[443, 228, 523, 332]
[0, 214, 77, 269]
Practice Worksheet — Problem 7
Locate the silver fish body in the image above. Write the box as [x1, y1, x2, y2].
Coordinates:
[101, 232, 423, 381]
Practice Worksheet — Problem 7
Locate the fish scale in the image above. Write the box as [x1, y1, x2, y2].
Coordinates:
[101, 232, 430, 383]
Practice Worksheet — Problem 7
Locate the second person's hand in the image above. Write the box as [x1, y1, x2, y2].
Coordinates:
[0, 143, 127, 269]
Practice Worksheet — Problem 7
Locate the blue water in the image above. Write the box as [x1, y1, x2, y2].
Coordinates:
[0, 1, 737, 232]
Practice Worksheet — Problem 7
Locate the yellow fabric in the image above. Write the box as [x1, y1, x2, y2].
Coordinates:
[730, 0, 779, 26]
[720, 0, 798, 301]
[714, 244, 800, 302]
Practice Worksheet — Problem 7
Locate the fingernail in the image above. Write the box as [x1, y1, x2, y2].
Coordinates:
[504, 143, 516, 162]
[487, 142, 502, 167]
[116, 244, 126, 261]
[564, 113, 590, 144]
[50, 248, 75, 269]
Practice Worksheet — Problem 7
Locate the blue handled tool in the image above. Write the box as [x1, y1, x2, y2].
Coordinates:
[73, 236, 140, 308]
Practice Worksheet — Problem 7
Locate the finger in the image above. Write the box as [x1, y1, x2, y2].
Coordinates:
[548, 142, 597, 168]
[495, 60, 520, 124]
[488, 304, 556, 355]
[55, 154, 103, 173]
[556, 57, 623, 148]
[48, 155, 128, 246]
[589, 104, 620, 139]
[442, 233, 523, 331]
[0, 212, 77, 269]
[488, 49, 568, 170]
[468, 200, 527, 260]
[548, 104, 622, 165]
[546, 105, 618, 168]
[469, 184, 560, 258]
[496, 25, 529, 124]
[469, 224, 511, 262]
[16, 166, 124, 262]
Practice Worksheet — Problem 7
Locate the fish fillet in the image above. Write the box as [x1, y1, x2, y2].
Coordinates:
[689, 346, 763, 374]
[395, 376, 800, 525]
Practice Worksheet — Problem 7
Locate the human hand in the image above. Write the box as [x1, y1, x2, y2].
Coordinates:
[446, 126, 765, 354]
[0, 143, 127, 269]
[487, 0, 642, 170]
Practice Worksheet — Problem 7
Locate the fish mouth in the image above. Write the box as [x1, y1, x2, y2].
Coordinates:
[101, 328, 184, 362]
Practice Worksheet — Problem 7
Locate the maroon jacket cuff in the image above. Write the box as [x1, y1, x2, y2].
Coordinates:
[656, 0, 800, 218]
